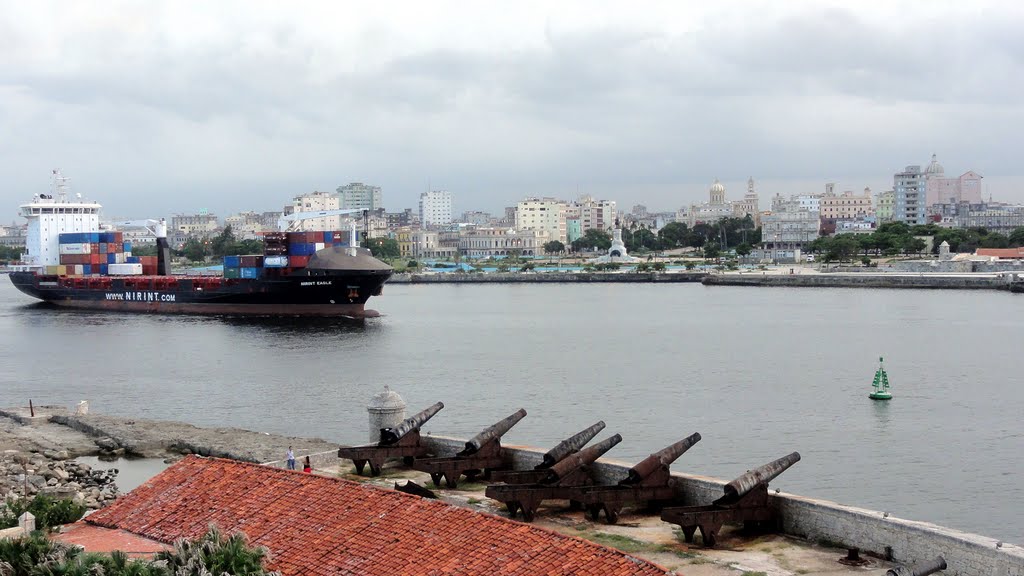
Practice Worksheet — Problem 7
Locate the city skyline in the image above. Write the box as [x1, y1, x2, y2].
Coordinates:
[3, 1, 1023, 220]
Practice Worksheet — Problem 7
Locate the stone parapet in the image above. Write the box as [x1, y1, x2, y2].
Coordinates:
[420, 435, 1024, 575]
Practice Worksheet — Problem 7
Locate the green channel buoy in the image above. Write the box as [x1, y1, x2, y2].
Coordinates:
[869, 356, 892, 400]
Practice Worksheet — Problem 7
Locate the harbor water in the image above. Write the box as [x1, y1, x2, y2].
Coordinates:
[0, 279, 1021, 544]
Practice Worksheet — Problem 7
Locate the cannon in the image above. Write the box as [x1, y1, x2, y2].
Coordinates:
[490, 420, 606, 484]
[660, 451, 801, 547]
[570, 433, 701, 524]
[412, 409, 526, 488]
[486, 433, 622, 522]
[337, 401, 444, 476]
[886, 556, 947, 576]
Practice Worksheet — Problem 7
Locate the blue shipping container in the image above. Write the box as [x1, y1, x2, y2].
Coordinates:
[59, 232, 89, 244]
[288, 242, 316, 256]
[126, 256, 140, 264]
[82, 265, 92, 275]
[223, 255, 241, 267]
[240, 267, 261, 279]
[123, 242, 132, 252]
[99, 264, 108, 275]
[107, 253, 116, 264]
[263, 255, 289, 268]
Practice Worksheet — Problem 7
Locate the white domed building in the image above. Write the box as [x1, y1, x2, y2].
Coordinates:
[686, 179, 738, 227]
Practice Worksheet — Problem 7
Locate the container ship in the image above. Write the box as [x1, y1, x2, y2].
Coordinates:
[8, 171, 393, 317]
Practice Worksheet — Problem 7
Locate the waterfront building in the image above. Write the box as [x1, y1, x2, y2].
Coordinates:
[953, 204, 1024, 233]
[419, 190, 453, 227]
[171, 212, 219, 237]
[459, 226, 542, 257]
[923, 154, 983, 210]
[290, 191, 343, 231]
[516, 197, 567, 244]
[572, 195, 616, 234]
[395, 227, 444, 259]
[894, 165, 926, 225]
[687, 179, 734, 226]
[761, 200, 821, 257]
[224, 211, 270, 239]
[566, 217, 582, 243]
[876, 191, 895, 223]
[819, 186, 873, 221]
[337, 182, 383, 211]
[0, 224, 27, 248]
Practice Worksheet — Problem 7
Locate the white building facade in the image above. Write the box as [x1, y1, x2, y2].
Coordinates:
[516, 197, 567, 244]
[291, 191, 343, 231]
[419, 190, 453, 227]
[337, 182, 383, 211]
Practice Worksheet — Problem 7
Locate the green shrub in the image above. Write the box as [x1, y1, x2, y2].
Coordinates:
[1, 495, 87, 531]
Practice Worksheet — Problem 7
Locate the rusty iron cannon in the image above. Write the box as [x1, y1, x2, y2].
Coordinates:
[490, 420, 606, 484]
[886, 556, 947, 576]
[337, 401, 444, 476]
[486, 433, 622, 522]
[660, 451, 801, 547]
[412, 408, 526, 488]
[571, 433, 702, 524]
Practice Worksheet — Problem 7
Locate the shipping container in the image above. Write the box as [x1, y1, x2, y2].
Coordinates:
[239, 255, 264, 267]
[73, 265, 84, 275]
[123, 241, 132, 252]
[223, 267, 241, 279]
[58, 232, 90, 244]
[115, 253, 125, 264]
[82, 265, 92, 275]
[99, 243, 107, 254]
[223, 255, 241, 268]
[58, 243, 91, 255]
[108, 263, 144, 276]
[315, 242, 325, 251]
[240, 267, 261, 279]
[288, 255, 310, 268]
[99, 264, 108, 275]
[89, 253, 101, 265]
[264, 232, 287, 241]
[56, 265, 67, 275]
[263, 255, 289, 267]
[126, 256, 140, 264]
[288, 243, 316, 256]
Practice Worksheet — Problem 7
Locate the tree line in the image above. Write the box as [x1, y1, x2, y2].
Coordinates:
[806, 222, 1024, 262]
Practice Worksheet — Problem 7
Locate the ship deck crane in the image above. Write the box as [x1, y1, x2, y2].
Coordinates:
[277, 208, 369, 245]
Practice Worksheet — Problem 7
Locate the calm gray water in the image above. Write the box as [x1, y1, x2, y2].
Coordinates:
[0, 279, 1021, 543]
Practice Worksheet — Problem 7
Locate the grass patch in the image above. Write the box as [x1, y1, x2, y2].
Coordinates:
[584, 533, 658, 554]
[466, 498, 482, 505]
[816, 537, 846, 549]
[741, 572, 768, 576]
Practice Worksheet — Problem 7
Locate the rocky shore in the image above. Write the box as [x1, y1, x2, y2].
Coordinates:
[0, 450, 117, 510]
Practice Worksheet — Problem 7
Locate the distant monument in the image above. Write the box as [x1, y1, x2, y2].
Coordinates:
[592, 219, 639, 264]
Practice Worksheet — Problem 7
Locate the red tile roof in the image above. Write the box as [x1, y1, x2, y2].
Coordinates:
[977, 247, 1024, 259]
[53, 522, 169, 557]
[86, 456, 670, 576]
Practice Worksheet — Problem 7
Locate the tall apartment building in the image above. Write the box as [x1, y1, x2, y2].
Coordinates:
[171, 212, 219, 237]
[516, 197, 567, 244]
[337, 182, 382, 211]
[291, 191, 342, 231]
[419, 190, 453, 227]
[894, 166, 926, 225]
[572, 195, 616, 233]
[460, 211, 493, 226]
[224, 211, 267, 239]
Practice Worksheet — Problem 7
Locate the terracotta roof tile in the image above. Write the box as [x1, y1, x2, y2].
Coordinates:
[977, 247, 1024, 259]
[86, 456, 670, 576]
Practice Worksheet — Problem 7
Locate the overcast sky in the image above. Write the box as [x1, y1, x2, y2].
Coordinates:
[3, 0, 1023, 222]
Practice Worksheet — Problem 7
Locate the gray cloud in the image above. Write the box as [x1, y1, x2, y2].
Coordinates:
[1, 2, 1022, 220]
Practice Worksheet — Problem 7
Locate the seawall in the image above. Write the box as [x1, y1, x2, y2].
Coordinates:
[388, 271, 707, 283]
[419, 435, 1024, 576]
[703, 272, 1017, 290]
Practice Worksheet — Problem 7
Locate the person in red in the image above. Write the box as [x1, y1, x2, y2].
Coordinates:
[302, 456, 312, 474]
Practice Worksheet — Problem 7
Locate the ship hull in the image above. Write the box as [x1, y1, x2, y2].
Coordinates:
[9, 270, 391, 318]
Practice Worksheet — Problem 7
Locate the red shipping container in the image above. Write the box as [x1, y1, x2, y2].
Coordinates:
[288, 255, 310, 268]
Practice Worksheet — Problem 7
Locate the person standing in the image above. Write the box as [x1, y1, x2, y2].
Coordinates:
[286, 446, 296, 470]
[303, 456, 312, 474]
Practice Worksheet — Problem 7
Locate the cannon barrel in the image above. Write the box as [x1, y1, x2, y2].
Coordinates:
[538, 421, 606, 469]
[723, 451, 801, 499]
[460, 408, 527, 455]
[622, 433, 701, 485]
[543, 434, 622, 483]
[378, 402, 445, 445]
[886, 556, 947, 576]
